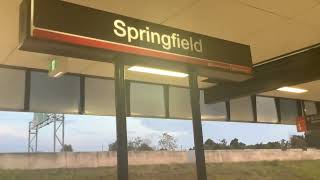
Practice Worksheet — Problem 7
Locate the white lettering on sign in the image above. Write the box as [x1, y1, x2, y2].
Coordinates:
[113, 19, 203, 53]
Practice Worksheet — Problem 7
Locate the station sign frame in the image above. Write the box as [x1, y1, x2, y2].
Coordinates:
[19, 0, 253, 82]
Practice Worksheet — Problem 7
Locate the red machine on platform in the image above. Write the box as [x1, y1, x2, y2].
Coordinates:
[296, 116, 307, 132]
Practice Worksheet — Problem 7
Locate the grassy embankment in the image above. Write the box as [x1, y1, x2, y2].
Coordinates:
[1, 160, 320, 180]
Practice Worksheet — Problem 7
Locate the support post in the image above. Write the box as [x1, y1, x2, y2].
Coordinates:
[297, 100, 305, 117]
[226, 101, 231, 121]
[251, 96, 258, 122]
[189, 71, 207, 180]
[52, 114, 65, 152]
[62, 115, 65, 148]
[28, 122, 38, 153]
[316, 102, 320, 115]
[28, 122, 31, 153]
[114, 61, 129, 180]
[53, 118, 56, 152]
[35, 128, 38, 152]
[275, 98, 282, 123]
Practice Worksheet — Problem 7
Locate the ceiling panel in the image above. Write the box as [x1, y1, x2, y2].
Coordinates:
[243, 20, 320, 63]
[63, 0, 197, 24]
[4, 50, 50, 70]
[66, 58, 96, 74]
[261, 80, 320, 101]
[1, 0, 320, 99]
[164, 0, 283, 43]
[81, 61, 114, 78]
[237, 0, 319, 19]
[295, 4, 320, 30]
[0, 1, 21, 64]
[3, 0, 320, 66]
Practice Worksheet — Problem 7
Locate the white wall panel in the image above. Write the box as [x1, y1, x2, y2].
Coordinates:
[0, 68, 25, 111]
[304, 101, 317, 116]
[130, 82, 165, 117]
[169, 87, 192, 119]
[200, 90, 227, 121]
[85, 78, 115, 115]
[230, 97, 254, 122]
[280, 99, 298, 125]
[30, 72, 80, 113]
[256, 96, 278, 123]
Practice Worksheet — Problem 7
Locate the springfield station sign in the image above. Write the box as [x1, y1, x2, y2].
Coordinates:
[114, 19, 203, 53]
[19, 0, 253, 78]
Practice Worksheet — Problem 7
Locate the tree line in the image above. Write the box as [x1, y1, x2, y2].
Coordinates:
[108, 133, 177, 151]
[202, 135, 307, 151]
[61, 133, 308, 152]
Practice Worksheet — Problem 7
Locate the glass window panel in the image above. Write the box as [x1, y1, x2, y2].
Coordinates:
[130, 82, 165, 117]
[256, 96, 278, 123]
[169, 87, 192, 119]
[30, 71, 80, 113]
[280, 99, 298, 125]
[200, 90, 226, 121]
[0, 68, 25, 110]
[85, 78, 115, 116]
[230, 97, 253, 122]
[304, 101, 317, 116]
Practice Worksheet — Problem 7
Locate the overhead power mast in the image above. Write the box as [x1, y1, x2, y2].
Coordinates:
[28, 113, 65, 153]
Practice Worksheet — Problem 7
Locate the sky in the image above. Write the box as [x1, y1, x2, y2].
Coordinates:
[0, 111, 301, 153]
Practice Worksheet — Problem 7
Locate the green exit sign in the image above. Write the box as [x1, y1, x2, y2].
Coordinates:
[49, 58, 57, 72]
[48, 57, 67, 78]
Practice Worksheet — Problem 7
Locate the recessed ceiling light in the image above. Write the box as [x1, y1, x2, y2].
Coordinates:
[53, 72, 64, 78]
[277, 87, 308, 94]
[128, 66, 188, 78]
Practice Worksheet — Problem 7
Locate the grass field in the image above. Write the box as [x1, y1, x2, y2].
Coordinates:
[1, 161, 320, 180]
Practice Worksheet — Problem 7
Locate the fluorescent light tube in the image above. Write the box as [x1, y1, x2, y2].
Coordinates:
[53, 72, 64, 78]
[128, 66, 188, 78]
[277, 87, 308, 94]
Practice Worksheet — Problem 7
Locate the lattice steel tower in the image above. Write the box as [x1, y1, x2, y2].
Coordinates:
[28, 113, 65, 153]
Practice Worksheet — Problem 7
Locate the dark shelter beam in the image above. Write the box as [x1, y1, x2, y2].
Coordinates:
[204, 44, 320, 103]
[189, 71, 207, 180]
[114, 62, 129, 180]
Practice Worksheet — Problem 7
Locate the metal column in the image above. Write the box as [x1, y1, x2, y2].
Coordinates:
[54, 118, 56, 152]
[28, 122, 38, 153]
[189, 71, 207, 180]
[35, 128, 38, 152]
[52, 114, 65, 152]
[28, 122, 31, 153]
[114, 61, 129, 180]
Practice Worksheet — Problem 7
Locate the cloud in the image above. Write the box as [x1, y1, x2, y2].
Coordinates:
[0, 125, 27, 139]
[127, 118, 194, 148]
[0, 125, 28, 153]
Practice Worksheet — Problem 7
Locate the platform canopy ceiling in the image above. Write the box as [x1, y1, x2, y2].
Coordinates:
[65, 0, 320, 63]
[1, 0, 320, 94]
[261, 80, 320, 102]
